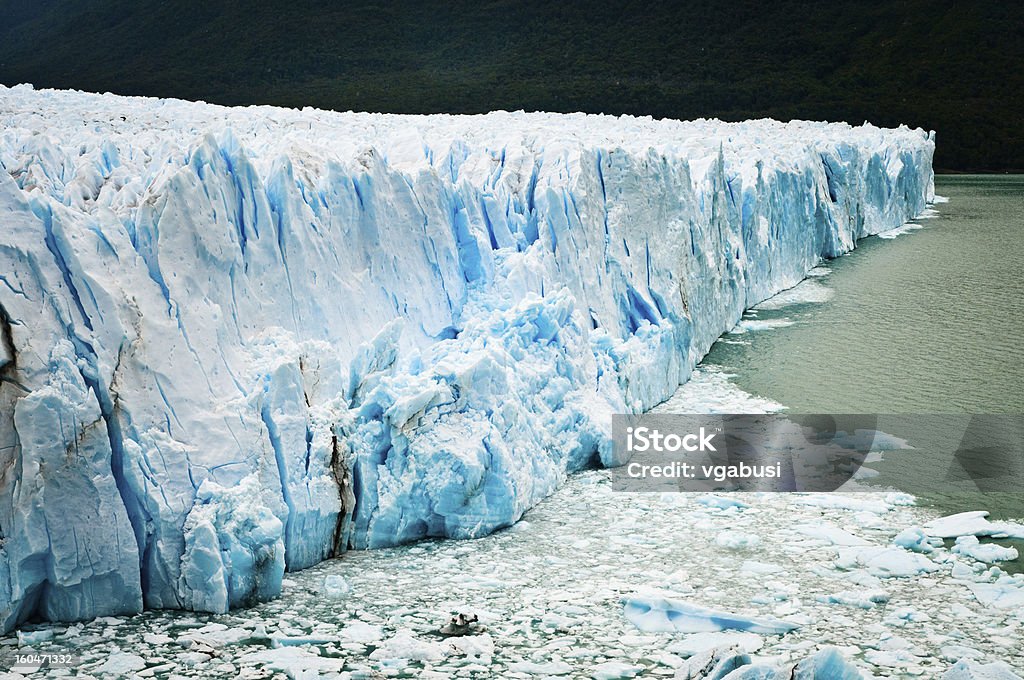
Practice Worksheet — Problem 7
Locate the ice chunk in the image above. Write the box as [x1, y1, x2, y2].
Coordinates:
[923, 512, 1024, 539]
[95, 653, 147, 675]
[740, 561, 785, 575]
[591, 661, 644, 679]
[340, 620, 384, 643]
[668, 631, 764, 657]
[792, 646, 866, 679]
[965, 575, 1024, 609]
[941, 646, 985, 663]
[795, 523, 869, 546]
[716, 531, 762, 550]
[448, 633, 494, 662]
[877, 221, 925, 239]
[509, 660, 574, 675]
[238, 647, 346, 678]
[651, 368, 785, 415]
[951, 536, 1019, 563]
[943, 659, 1024, 680]
[15, 629, 54, 646]
[696, 495, 751, 510]
[892, 526, 937, 553]
[178, 623, 251, 648]
[323, 574, 352, 599]
[835, 546, 939, 578]
[623, 589, 800, 634]
[675, 648, 752, 679]
[819, 589, 890, 609]
[369, 629, 447, 662]
[271, 633, 339, 648]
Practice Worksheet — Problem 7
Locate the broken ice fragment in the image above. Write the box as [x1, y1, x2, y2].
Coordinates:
[622, 589, 799, 634]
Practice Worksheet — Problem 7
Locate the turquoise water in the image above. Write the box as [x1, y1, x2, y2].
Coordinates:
[698, 175, 1024, 564]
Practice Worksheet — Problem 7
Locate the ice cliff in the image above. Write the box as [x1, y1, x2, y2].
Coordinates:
[0, 85, 934, 630]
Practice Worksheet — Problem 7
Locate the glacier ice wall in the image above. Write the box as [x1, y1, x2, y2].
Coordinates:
[0, 85, 934, 630]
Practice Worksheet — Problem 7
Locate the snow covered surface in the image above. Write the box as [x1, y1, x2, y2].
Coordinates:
[0, 85, 936, 629]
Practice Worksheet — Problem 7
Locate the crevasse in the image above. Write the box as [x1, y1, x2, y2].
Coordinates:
[0, 85, 935, 631]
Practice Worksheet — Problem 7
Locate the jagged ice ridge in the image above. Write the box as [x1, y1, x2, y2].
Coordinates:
[0, 85, 935, 631]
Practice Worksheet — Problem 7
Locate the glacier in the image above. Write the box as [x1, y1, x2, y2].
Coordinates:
[0, 85, 934, 631]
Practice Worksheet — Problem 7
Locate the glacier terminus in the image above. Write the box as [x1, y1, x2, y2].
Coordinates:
[0, 85, 935, 632]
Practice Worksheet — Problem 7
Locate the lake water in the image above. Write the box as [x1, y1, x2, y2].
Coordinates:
[694, 174, 1024, 565]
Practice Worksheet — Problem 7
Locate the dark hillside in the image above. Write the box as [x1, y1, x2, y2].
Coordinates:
[1, 0, 1020, 170]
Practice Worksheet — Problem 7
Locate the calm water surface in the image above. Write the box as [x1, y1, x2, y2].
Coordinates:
[698, 175, 1024, 560]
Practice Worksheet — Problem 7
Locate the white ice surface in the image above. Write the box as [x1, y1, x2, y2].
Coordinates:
[0, 85, 935, 628]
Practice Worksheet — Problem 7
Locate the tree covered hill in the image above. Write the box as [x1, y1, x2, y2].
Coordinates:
[1, 0, 1020, 171]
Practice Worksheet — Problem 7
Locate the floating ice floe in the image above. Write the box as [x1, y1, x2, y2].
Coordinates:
[740, 560, 785, 575]
[339, 620, 384, 643]
[622, 589, 800, 634]
[15, 628, 54, 646]
[676, 645, 867, 679]
[795, 495, 896, 514]
[716, 531, 763, 550]
[94, 652, 147, 676]
[697, 494, 751, 511]
[448, 633, 494, 663]
[834, 546, 939, 578]
[369, 629, 448, 662]
[177, 622, 251, 648]
[270, 632, 339, 648]
[943, 659, 1024, 680]
[674, 647, 752, 679]
[508, 659, 574, 675]
[795, 522, 870, 546]
[591, 660, 644, 679]
[668, 631, 764, 657]
[951, 536, 1019, 564]
[818, 589, 891, 609]
[923, 511, 1024, 539]
[323, 574, 352, 599]
[238, 646, 346, 678]
[964, 574, 1024, 610]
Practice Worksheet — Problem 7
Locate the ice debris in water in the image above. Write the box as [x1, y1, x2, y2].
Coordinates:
[2, 472, 1021, 677]
[623, 588, 801, 634]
